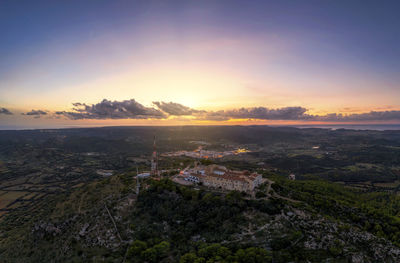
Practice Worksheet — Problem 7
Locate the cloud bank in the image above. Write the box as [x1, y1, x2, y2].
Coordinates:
[56, 99, 166, 120]
[22, 98, 400, 123]
[199, 107, 308, 121]
[304, 111, 400, 122]
[0, 108, 13, 115]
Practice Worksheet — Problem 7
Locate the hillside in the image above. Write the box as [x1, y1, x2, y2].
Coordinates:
[1, 173, 399, 263]
[1, 126, 400, 262]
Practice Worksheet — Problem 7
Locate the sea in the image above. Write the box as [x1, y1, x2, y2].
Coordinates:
[285, 124, 400, 131]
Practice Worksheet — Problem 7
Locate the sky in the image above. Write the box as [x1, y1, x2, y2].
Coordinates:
[1, 0, 400, 129]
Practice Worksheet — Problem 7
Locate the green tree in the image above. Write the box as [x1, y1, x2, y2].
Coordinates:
[180, 253, 200, 263]
[236, 247, 272, 263]
[127, 240, 147, 259]
[153, 241, 170, 258]
[141, 247, 157, 262]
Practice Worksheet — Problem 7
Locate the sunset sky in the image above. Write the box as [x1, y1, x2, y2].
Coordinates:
[1, 0, 400, 129]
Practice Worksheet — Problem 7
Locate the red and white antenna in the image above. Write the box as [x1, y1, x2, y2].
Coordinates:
[151, 135, 158, 176]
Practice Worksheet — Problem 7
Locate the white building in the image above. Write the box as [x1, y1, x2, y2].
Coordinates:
[137, 172, 151, 178]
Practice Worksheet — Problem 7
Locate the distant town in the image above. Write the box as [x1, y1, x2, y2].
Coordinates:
[162, 146, 250, 159]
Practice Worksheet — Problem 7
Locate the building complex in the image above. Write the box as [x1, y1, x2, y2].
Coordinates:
[181, 164, 262, 192]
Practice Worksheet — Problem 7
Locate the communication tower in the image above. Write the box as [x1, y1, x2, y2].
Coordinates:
[136, 166, 140, 195]
[151, 135, 159, 176]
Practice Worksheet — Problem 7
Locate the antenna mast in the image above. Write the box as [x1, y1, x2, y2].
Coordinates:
[136, 166, 140, 195]
[151, 135, 158, 176]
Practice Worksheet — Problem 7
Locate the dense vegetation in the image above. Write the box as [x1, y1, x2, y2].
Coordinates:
[126, 240, 272, 263]
[126, 179, 281, 262]
[1, 174, 400, 262]
[272, 177, 400, 246]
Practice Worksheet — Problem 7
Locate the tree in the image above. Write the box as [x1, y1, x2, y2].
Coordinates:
[127, 240, 147, 259]
[235, 247, 272, 263]
[141, 247, 157, 262]
[255, 191, 266, 198]
[180, 253, 200, 263]
[153, 241, 170, 258]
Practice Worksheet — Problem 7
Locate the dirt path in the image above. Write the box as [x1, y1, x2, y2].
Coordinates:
[104, 203, 123, 242]
[272, 193, 301, 203]
[78, 192, 87, 214]
[261, 178, 300, 203]
[263, 178, 274, 196]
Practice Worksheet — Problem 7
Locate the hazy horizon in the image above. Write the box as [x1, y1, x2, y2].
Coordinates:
[1, 123, 400, 132]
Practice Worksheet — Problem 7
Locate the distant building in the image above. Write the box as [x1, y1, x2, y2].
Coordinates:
[137, 172, 151, 178]
[288, 173, 296, 180]
[96, 170, 114, 177]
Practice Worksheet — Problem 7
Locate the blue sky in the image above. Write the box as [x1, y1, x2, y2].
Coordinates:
[1, 0, 400, 128]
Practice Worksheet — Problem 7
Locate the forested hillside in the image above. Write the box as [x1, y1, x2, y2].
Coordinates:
[1, 174, 399, 262]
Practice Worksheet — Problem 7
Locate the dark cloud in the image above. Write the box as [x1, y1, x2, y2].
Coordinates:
[58, 99, 167, 120]
[197, 106, 308, 121]
[153, 101, 203, 116]
[228, 106, 307, 120]
[196, 108, 400, 122]
[25, 110, 47, 115]
[72, 102, 85, 107]
[22, 110, 47, 118]
[0, 107, 13, 115]
[306, 111, 400, 122]
[194, 108, 400, 122]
